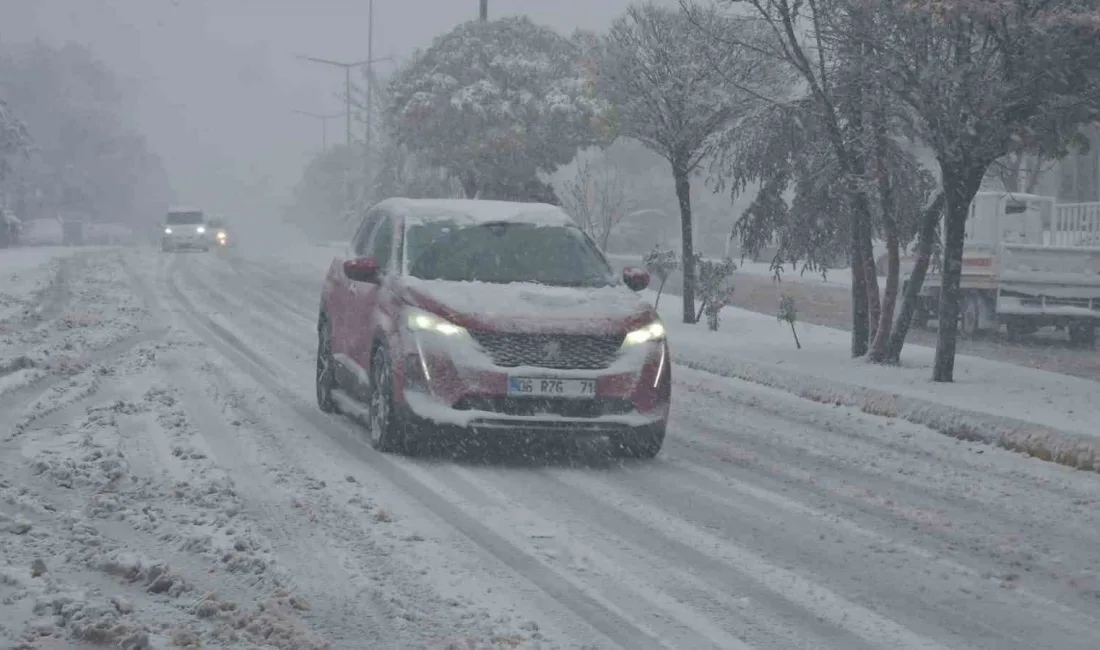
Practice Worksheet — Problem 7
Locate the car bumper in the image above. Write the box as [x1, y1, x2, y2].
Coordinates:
[163, 236, 207, 248]
[395, 337, 671, 437]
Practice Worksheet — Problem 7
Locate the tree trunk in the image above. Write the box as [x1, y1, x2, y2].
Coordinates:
[933, 165, 985, 382]
[856, 200, 881, 342]
[869, 231, 899, 361]
[869, 119, 900, 362]
[849, 226, 870, 357]
[673, 164, 696, 323]
[886, 192, 944, 363]
[460, 172, 478, 198]
[999, 152, 1022, 192]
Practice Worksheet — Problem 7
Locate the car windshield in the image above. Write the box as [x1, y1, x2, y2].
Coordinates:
[405, 220, 614, 287]
[166, 211, 204, 225]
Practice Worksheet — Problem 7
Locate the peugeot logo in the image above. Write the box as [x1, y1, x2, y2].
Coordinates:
[542, 340, 561, 361]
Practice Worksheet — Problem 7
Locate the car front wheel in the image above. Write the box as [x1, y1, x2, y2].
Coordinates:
[315, 318, 339, 413]
[367, 346, 407, 453]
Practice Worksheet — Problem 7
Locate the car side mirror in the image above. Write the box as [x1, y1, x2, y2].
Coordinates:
[344, 257, 380, 283]
[622, 266, 651, 292]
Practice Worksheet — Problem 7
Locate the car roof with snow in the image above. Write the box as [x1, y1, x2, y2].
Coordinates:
[379, 198, 576, 228]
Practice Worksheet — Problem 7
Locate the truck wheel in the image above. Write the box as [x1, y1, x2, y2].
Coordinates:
[1068, 322, 1096, 348]
[960, 293, 981, 338]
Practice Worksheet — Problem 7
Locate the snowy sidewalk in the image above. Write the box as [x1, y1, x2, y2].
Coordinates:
[653, 291, 1100, 471]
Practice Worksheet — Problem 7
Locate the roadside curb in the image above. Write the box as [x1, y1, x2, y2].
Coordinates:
[675, 354, 1100, 474]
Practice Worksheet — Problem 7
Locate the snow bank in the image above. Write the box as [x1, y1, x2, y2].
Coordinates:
[654, 291, 1100, 472]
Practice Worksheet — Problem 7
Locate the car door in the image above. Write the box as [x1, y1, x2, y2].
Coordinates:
[347, 211, 396, 394]
[331, 210, 380, 366]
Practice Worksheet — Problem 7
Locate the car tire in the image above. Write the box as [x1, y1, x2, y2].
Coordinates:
[367, 345, 407, 453]
[315, 318, 339, 413]
[613, 424, 665, 459]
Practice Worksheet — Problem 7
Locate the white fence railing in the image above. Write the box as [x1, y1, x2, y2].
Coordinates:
[1050, 201, 1100, 246]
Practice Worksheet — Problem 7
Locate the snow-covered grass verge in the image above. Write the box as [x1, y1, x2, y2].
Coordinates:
[653, 291, 1100, 473]
[606, 252, 853, 287]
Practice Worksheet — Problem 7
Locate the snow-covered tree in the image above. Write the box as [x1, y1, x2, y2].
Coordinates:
[557, 152, 626, 250]
[599, 2, 779, 323]
[387, 16, 608, 202]
[866, 0, 1100, 381]
[702, 0, 889, 355]
[285, 144, 360, 239]
[0, 98, 30, 181]
[0, 41, 168, 228]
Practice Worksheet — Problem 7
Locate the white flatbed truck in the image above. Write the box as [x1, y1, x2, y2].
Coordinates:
[903, 191, 1100, 346]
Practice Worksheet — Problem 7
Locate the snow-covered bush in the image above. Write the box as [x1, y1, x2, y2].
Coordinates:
[694, 256, 736, 331]
[778, 294, 801, 349]
[642, 245, 678, 308]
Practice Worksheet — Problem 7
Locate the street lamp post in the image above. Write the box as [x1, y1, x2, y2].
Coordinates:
[295, 55, 375, 148]
[296, 52, 388, 210]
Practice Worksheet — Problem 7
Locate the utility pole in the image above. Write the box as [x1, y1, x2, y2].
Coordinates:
[365, 0, 375, 177]
[290, 109, 342, 150]
[480, 0, 487, 21]
[296, 52, 386, 211]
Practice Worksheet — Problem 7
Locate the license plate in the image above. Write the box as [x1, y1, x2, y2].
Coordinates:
[507, 377, 596, 398]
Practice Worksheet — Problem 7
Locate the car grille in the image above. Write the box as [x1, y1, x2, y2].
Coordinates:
[469, 332, 623, 370]
[454, 397, 634, 418]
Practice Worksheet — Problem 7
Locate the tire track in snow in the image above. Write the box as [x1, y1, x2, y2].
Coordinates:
[173, 255, 926, 648]
[172, 251, 958, 647]
[153, 349, 403, 649]
[161, 250, 1100, 649]
[1, 251, 163, 434]
[664, 378, 1100, 632]
[157, 254, 662, 650]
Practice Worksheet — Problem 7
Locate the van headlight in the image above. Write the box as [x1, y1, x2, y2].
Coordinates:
[405, 308, 468, 337]
[164, 227, 172, 234]
[196, 226, 206, 233]
[623, 320, 666, 345]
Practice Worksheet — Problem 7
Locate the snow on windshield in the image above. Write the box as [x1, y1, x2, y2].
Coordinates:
[405, 220, 613, 287]
[166, 211, 205, 225]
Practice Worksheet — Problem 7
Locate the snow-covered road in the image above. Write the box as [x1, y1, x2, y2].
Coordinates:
[3, 245, 1100, 649]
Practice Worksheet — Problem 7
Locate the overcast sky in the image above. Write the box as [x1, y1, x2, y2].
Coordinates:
[2, 0, 679, 218]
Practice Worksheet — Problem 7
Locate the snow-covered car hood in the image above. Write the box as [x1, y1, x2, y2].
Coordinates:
[401, 277, 657, 335]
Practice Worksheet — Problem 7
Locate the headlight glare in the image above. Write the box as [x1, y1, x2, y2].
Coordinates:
[624, 321, 666, 345]
[406, 309, 468, 337]
[196, 226, 206, 233]
[164, 227, 172, 234]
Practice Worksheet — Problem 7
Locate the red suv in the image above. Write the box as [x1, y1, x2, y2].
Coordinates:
[315, 199, 670, 457]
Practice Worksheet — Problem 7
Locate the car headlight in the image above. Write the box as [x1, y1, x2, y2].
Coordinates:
[623, 320, 666, 345]
[164, 227, 172, 234]
[405, 308, 468, 337]
[196, 226, 206, 233]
